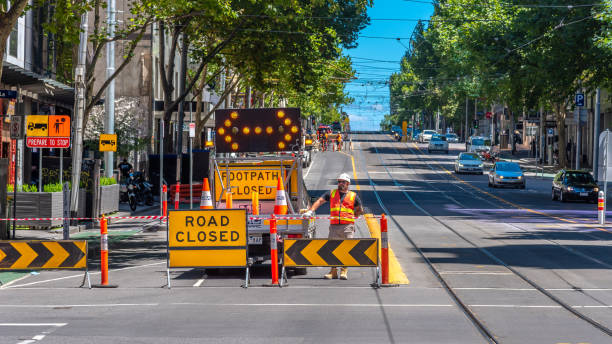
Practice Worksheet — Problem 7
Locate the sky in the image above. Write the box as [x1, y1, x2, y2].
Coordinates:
[343, 0, 434, 131]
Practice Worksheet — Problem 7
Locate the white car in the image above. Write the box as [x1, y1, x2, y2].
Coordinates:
[419, 130, 437, 143]
[454, 152, 484, 174]
[427, 136, 449, 154]
[466, 136, 491, 154]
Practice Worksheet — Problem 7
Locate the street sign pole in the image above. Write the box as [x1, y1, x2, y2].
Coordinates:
[593, 88, 601, 180]
[575, 92, 585, 170]
[39, 148, 43, 192]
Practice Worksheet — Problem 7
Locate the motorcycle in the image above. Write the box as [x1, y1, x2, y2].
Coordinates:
[126, 174, 138, 211]
[133, 171, 154, 206]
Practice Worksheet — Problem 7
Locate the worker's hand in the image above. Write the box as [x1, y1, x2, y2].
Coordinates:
[302, 210, 313, 218]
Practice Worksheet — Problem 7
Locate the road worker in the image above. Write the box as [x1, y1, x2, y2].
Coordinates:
[336, 134, 342, 151]
[302, 173, 363, 280]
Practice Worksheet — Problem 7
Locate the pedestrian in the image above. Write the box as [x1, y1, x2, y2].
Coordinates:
[118, 158, 133, 181]
[566, 140, 572, 163]
[302, 173, 364, 280]
[336, 134, 342, 152]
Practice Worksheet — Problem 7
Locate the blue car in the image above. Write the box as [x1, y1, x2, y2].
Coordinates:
[488, 162, 525, 189]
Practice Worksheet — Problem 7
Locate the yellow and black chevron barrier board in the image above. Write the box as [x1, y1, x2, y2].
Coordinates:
[284, 239, 378, 267]
[0, 241, 87, 270]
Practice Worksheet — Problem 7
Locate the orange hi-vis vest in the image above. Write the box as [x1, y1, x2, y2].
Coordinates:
[330, 189, 356, 225]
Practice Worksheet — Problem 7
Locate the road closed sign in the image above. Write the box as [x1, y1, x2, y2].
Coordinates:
[168, 209, 247, 268]
[99, 134, 117, 152]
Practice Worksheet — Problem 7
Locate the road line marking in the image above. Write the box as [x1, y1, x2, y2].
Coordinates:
[3, 261, 165, 288]
[304, 154, 315, 179]
[439, 271, 512, 275]
[0, 303, 158, 308]
[470, 305, 563, 308]
[0, 323, 67, 327]
[171, 302, 453, 307]
[364, 214, 410, 284]
[193, 279, 205, 287]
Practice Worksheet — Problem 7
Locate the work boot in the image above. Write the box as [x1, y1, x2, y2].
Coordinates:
[340, 268, 348, 280]
[324, 268, 338, 279]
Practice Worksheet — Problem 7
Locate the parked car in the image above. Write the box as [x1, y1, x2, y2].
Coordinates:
[454, 152, 483, 174]
[551, 170, 598, 203]
[427, 135, 448, 154]
[445, 133, 459, 143]
[419, 130, 437, 143]
[466, 136, 491, 155]
[488, 162, 525, 188]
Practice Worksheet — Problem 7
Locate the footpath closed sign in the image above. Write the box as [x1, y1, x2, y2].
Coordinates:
[168, 209, 247, 268]
[215, 167, 284, 200]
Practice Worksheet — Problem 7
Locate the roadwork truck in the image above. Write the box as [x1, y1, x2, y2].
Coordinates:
[211, 155, 316, 268]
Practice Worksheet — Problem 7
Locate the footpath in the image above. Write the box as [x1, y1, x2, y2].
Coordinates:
[0, 202, 160, 285]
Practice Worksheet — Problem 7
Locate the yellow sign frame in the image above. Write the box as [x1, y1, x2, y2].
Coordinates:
[99, 134, 118, 152]
[166, 209, 249, 288]
[214, 160, 298, 201]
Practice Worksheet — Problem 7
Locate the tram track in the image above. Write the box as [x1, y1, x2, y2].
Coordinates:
[355, 133, 612, 341]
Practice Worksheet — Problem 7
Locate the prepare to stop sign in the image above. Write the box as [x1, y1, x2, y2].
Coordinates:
[25, 115, 71, 148]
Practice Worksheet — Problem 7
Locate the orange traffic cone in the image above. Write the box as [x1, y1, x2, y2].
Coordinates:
[273, 177, 288, 215]
[199, 178, 213, 209]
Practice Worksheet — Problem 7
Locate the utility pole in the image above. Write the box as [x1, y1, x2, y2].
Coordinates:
[70, 12, 88, 217]
[176, 34, 188, 187]
[104, 0, 115, 178]
[594, 88, 601, 179]
[464, 96, 468, 142]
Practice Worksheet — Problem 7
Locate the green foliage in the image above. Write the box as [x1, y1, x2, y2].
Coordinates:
[100, 177, 117, 186]
[7, 184, 38, 192]
[43, 183, 64, 192]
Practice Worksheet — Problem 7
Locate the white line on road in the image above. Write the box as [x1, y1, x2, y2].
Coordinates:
[0, 323, 67, 327]
[0, 303, 158, 308]
[171, 302, 454, 307]
[439, 271, 512, 275]
[2, 261, 165, 289]
[8, 323, 67, 344]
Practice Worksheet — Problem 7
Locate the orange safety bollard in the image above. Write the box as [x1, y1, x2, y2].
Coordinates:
[269, 214, 279, 285]
[92, 216, 117, 288]
[174, 183, 180, 210]
[252, 191, 259, 215]
[598, 191, 605, 225]
[381, 214, 389, 285]
[162, 184, 168, 221]
[225, 191, 233, 209]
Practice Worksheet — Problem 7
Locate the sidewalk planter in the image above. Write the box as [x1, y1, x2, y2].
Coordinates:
[14, 192, 63, 227]
[99, 184, 119, 215]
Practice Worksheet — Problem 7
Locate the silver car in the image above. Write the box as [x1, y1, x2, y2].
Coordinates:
[445, 133, 459, 143]
[454, 152, 484, 174]
[488, 162, 525, 189]
[419, 130, 437, 143]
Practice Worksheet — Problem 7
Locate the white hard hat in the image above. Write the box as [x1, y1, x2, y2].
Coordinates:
[337, 173, 351, 183]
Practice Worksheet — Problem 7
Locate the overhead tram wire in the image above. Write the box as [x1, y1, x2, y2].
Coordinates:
[402, 0, 604, 8]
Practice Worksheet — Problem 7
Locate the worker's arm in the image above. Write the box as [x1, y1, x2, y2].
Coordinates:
[309, 197, 326, 212]
[354, 205, 364, 218]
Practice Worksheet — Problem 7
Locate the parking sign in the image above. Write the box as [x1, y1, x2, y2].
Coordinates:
[575, 93, 585, 107]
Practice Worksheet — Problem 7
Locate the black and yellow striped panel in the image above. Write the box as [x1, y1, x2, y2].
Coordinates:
[0, 241, 87, 270]
[284, 239, 378, 267]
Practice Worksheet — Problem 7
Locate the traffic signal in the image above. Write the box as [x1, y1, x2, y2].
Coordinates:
[215, 108, 301, 153]
[473, 120, 479, 129]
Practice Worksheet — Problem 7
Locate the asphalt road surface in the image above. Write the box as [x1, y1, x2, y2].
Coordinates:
[1, 133, 611, 344]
